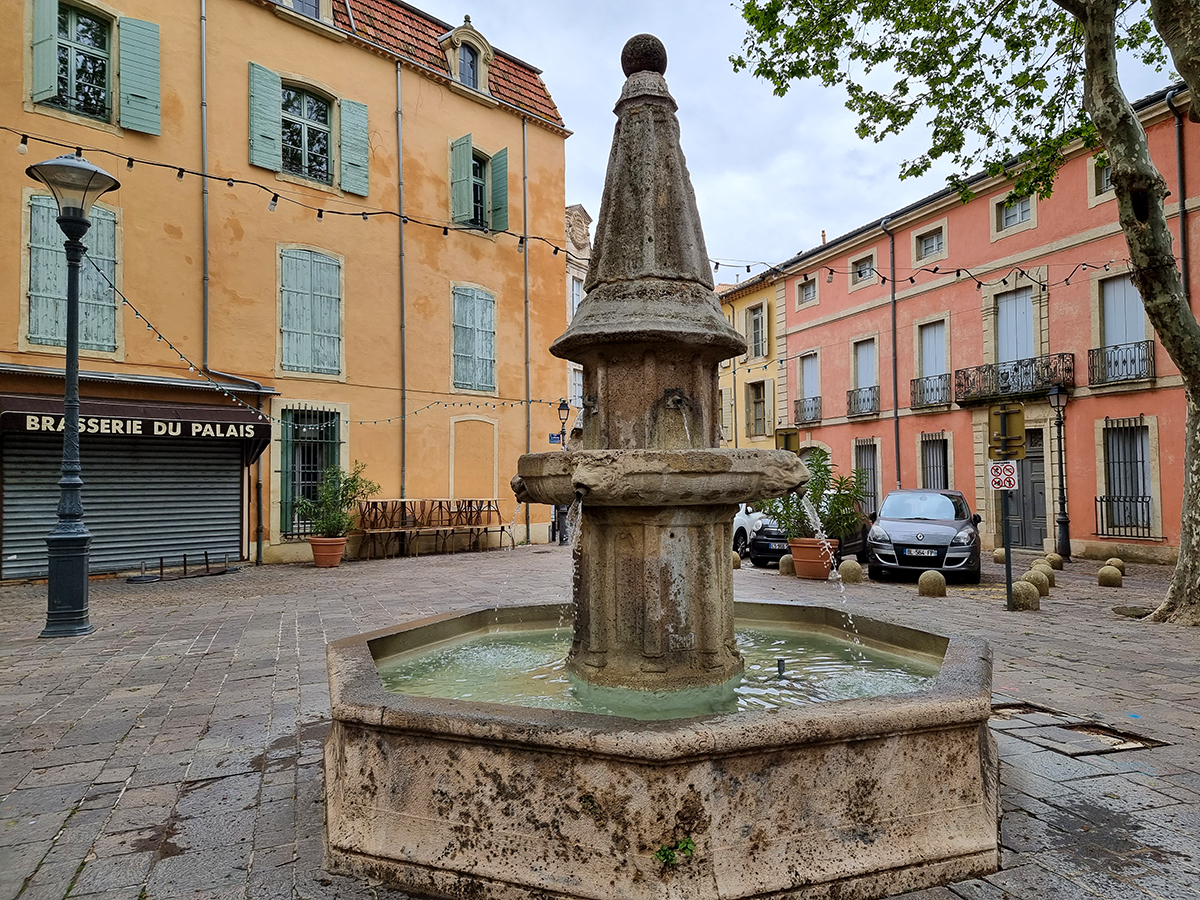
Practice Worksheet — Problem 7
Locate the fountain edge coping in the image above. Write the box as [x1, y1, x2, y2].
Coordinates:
[326, 600, 993, 762]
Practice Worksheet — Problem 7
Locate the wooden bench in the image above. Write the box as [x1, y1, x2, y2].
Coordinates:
[356, 498, 514, 559]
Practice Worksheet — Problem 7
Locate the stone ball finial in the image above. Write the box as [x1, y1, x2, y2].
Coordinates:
[621, 34, 667, 76]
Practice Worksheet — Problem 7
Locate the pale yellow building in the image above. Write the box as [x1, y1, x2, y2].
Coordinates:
[717, 278, 786, 451]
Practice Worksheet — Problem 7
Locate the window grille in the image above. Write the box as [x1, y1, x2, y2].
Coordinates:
[1095, 415, 1155, 538]
[280, 409, 340, 538]
[920, 432, 949, 490]
[854, 438, 878, 515]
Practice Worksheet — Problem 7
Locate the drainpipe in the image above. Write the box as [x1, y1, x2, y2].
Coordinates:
[397, 63, 407, 497]
[880, 217, 900, 489]
[342, 0, 356, 33]
[256, 394, 263, 564]
[523, 118, 531, 542]
[1167, 89, 1190, 303]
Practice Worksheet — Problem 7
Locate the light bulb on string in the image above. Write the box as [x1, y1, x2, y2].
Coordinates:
[17, 135, 28, 155]
[268, 194, 278, 211]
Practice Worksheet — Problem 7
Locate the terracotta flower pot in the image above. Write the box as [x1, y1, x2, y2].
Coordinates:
[787, 537, 838, 579]
[309, 536, 348, 567]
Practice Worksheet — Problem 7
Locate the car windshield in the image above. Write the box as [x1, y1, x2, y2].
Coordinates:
[879, 492, 967, 521]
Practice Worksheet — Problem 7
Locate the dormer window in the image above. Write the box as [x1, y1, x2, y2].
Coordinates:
[460, 44, 479, 90]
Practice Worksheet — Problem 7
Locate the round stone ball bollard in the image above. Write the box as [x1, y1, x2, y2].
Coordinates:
[1021, 569, 1050, 597]
[1105, 557, 1126, 575]
[1031, 563, 1056, 587]
[731, 550, 741, 570]
[1045, 552, 1064, 570]
[993, 547, 1006, 564]
[778, 554, 795, 577]
[838, 559, 864, 584]
[1010, 580, 1041, 610]
[918, 570, 947, 597]
[1098, 565, 1124, 587]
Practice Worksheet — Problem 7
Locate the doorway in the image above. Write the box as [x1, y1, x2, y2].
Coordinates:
[1003, 428, 1046, 549]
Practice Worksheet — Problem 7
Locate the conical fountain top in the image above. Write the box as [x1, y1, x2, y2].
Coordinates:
[550, 35, 744, 362]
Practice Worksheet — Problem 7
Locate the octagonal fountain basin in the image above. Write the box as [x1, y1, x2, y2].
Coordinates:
[324, 601, 999, 900]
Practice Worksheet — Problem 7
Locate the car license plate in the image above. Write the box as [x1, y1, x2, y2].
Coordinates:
[905, 548, 937, 557]
[769, 542, 787, 550]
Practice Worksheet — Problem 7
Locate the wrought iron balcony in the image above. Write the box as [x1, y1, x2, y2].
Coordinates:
[1088, 340, 1155, 386]
[953, 353, 1074, 405]
[846, 385, 879, 417]
[1095, 495, 1156, 539]
[911, 373, 951, 408]
[794, 396, 821, 424]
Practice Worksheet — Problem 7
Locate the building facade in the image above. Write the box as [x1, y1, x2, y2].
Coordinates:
[717, 279, 787, 456]
[756, 85, 1194, 562]
[1, 0, 569, 577]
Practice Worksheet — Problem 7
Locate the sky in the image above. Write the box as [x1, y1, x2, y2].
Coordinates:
[414, 0, 1173, 277]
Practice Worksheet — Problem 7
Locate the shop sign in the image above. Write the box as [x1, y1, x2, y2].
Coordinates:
[7, 414, 266, 440]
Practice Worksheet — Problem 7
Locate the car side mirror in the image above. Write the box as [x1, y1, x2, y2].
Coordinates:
[869, 512, 877, 523]
[971, 513, 981, 525]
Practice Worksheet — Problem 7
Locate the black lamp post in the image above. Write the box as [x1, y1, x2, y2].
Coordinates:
[1048, 384, 1071, 561]
[557, 399, 570, 448]
[26, 154, 120, 638]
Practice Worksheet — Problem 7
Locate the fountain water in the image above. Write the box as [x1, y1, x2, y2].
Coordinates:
[324, 34, 998, 900]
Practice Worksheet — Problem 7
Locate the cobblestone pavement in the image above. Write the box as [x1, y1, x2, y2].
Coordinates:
[0, 545, 1197, 900]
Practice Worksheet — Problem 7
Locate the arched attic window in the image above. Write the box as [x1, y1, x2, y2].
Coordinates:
[438, 16, 495, 96]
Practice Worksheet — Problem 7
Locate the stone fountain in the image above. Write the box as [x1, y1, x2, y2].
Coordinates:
[324, 35, 999, 900]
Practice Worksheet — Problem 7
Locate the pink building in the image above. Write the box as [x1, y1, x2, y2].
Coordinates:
[760, 84, 1193, 563]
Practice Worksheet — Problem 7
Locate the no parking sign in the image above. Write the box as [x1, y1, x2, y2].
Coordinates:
[989, 460, 1018, 491]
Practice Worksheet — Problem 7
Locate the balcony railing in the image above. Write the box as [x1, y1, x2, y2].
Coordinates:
[911, 373, 951, 408]
[1088, 340, 1155, 386]
[954, 353, 1074, 405]
[1095, 495, 1157, 539]
[846, 385, 879, 417]
[795, 396, 822, 424]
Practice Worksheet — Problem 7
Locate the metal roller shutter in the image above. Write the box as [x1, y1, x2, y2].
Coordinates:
[3, 434, 243, 579]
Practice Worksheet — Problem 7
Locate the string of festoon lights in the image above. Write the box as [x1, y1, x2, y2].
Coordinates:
[86, 257, 566, 434]
[7, 125, 779, 277]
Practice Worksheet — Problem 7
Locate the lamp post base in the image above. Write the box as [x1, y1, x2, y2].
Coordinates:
[42, 530, 94, 638]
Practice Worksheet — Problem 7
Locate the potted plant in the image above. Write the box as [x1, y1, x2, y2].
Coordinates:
[760, 448, 870, 579]
[295, 461, 380, 567]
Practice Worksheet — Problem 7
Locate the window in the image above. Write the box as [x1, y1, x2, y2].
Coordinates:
[569, 365, 583, 408]
[248, 63, 369, 196]
[918, 229, 943, 260]
[282, 87, 332, 184]
[851, 257, 875, 284]
[453, 287, 496, 391]
[748, 305, 765, 357]
[459, 44, 479, 89]
[796, 353, 821, 423]
[450, 134, 508, 232]
[290, 0, 319, 16]
[571, 277, 583, 317]
[28, 195, 117, 351]
[31, 1, 161, 134]
[919, 321, 946, 377]
[1092, 275, 1153, 384]
[854, 439, 878, 515]
[719, 389, 732, 438]
[280, 408, 339, 538]
[1001, 197, 1031, 230]
[854, 339, 876, 388]
[1098, 416, 1152, 536]
[798, 279, 816, 304]
[281, 249, 342, 375]
[748, 382, 766, 435]
[920, 433, 949, 490]
[1097, 163, 1113, 194]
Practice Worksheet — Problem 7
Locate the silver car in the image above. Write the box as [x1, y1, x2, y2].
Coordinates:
[867, 489, 982, 583]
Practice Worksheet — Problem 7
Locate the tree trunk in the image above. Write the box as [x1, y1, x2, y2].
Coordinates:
[1065, 0, 1200, 623]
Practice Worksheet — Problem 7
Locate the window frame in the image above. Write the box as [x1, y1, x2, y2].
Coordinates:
[847, 250, 879, 294]
[281, 84, 334, 186]
[1087, 155, 1117, 208]
[797, 277, 818, 307]
[748, 303, 766, 358]
[46, 2, 112, 121]
[269, 398, 349, 544]
[990, 192, 1037, 241]
[276, 244, 346, 380]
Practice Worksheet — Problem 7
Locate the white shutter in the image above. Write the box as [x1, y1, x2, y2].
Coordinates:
[920, 321, 946, 376]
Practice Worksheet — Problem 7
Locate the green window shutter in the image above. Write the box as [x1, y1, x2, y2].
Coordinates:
[309, 253, 341, 374]
[744, 383, 753, 438]
[452, 287, 475, 389]
[118, 18, 160, 135]
[31, 0, 58, 102]
[281, 250, 312, 371]
[28, 197, 66, 346]
[490, 148, 508, 233]
[248, 62, 282, 172]
[450, 135, 472, 224]
[476, 289, 495, 390]
[78, 207, 118, 351]
[764, 377, 775, 434]
[338, 99, 369, 197]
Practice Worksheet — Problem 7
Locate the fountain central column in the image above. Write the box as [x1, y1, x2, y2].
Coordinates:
[513, 35, 807, 692]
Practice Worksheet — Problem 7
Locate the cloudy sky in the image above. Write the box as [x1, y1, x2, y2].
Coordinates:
[416, 0, 1171, 275]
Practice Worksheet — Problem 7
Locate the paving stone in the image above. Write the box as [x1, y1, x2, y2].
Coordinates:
[71, 851, 155, 894]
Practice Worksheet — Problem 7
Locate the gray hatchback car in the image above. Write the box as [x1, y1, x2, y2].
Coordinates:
[866, 489, 982, 583]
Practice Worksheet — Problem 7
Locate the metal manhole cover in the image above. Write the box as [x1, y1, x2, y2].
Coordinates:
[989, 700, 1168, 755]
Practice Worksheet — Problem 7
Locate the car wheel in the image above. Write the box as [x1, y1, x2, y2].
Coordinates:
[750, 555, 769, 568]
[733, 530, 748, 557]
[964, 567, 981, 585]
[855, 548, 869, 563]
[868, 566, 885, 582]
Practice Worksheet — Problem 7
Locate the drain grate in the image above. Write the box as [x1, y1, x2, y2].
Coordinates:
[990, 700, 1168, 755]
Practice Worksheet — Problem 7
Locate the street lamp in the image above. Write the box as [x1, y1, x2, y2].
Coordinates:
[26, 154, 120, 638]
[1048, 384, 1071, 561]
[557, 398, 570, 448]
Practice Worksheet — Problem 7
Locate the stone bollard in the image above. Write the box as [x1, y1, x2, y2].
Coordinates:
[778, 554, 795, 577]
[993, 547, 1006, 564]
[731, 550, 741, 570]
[1021, 569, 1050, 596]
[1098, 565, 1123, 587]
[918, 570, 947, 597]
[1010, 580, 1041, 610]
[838, 559, 864, 584]
[1032, 563, 1056, 587]
[1105, 557, 1126, 575]
[1045, 552, 1064, 570]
